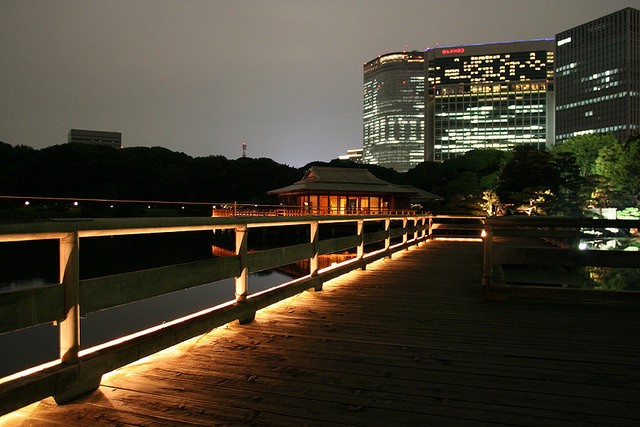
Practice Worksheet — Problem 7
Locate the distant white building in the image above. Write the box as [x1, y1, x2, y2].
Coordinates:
[68, 129, 122, 149]
[338, 148, 363, 163]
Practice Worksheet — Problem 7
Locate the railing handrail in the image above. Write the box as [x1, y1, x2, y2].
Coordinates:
[485, 215, 640, 229]
[0, 213, 431, 416]
[482, 216, 640, 294]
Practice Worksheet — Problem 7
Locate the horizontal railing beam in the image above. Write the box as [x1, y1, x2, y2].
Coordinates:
[247, 243, 315, 273]
[79, 256, 242, 315]
[494, 245, 640, 268]
[0, 284, 65, 333]
[317, 235, 361, 255]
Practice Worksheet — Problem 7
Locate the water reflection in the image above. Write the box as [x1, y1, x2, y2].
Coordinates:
[0, 272, 290, 378]
[579, 227, 640, 251]
[0, 230, 298, 379]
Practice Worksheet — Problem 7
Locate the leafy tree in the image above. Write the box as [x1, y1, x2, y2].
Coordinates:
[549, 150, 587, 216]
[587, 267, 640, 291]
[595, 136, 640, 207]
[552, 134, 615, 177]
[404, 149, 505, 213]
[496, 145, 559, 210]
[479, 190, 501, 216]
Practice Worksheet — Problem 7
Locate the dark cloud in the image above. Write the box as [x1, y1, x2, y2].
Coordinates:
[1, 0, 636, 166]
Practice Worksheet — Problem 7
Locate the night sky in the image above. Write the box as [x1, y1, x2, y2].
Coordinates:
[1, 0, 637, 167]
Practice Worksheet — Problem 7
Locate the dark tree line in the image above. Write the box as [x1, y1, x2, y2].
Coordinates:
[3, 134, 638, 218]
[0, 141, 499, 214]
[0, 142, 301, 204]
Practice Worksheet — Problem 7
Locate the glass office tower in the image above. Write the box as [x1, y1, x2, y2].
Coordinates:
[363, 52, 425, 172]
[425, 40, 555, 161]
[555, 8, 640, 143]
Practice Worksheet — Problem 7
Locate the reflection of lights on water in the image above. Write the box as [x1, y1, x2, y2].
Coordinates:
[579, 242, 587, 250]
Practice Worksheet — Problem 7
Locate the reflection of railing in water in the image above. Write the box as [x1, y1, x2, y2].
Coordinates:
[0, 213, 430, 416]
[276, 253, 357, 279]
[212, 244, 356, 278]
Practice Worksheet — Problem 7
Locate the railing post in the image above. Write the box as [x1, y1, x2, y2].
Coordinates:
[59, 231, 80, 364]
[310, 220, 322, 291]
[402, 217, 408, 248]
[482, 223, 494, 289]
[428, 216, 433, 239]
[54, 230, 101, 404]
[357, 219, 365, 269]
[357, 219, 364, 259]
[235, 225, 254, 324]
[384, 218, 391, 258]
[235, 225, 248, 302]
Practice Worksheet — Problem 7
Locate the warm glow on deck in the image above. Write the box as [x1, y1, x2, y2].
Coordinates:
[434, 236, 483, 242]
[0, 401, 43, 426]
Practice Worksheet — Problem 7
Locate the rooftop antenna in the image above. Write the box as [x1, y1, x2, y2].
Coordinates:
[242, 142, 247, 158]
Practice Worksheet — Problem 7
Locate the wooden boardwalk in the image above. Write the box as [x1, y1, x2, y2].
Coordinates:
[3, 240, 640, 426]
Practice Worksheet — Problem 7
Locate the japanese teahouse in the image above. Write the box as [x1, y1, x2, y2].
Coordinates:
[267, 166, 439, 215]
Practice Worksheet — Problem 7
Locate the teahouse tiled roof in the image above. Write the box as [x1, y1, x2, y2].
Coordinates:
[267, 166, 439, 198]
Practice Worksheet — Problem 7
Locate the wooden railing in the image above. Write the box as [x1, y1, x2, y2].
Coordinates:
[0, 213, 430, 415]
[482, 216, 640, 302]
[429, 215, 484, 239]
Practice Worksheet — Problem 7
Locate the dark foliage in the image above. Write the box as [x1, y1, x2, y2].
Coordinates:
[405, 149, 506, 213]
[0, 142, 508, 216]
[0, 142, 300, 204]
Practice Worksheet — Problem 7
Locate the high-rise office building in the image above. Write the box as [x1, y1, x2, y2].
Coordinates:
[555, 8, 640, 143]
[425, 39, 555, 161]
[363, 52, 425, 172]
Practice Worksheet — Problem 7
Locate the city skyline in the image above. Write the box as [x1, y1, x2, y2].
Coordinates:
[1, 0, 637, 167]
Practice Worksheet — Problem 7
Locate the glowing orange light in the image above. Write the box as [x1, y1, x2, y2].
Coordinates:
[433, 237, 483, 242]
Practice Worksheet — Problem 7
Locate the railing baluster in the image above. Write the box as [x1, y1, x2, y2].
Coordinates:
[310, 221, 322, 291]
[384, 218, 391, 255]
[482, 223, 494, 289]
[235, 225, 255, 324]
[357, 219, 364, 260]
[59, 231, 80, 364]
[234, 225, 248, 302]
[402, 217, 408, 247]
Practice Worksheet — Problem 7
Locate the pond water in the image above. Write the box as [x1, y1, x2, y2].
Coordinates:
[0, 231, 296, 378]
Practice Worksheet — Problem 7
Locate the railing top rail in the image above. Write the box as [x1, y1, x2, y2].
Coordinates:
[485, 216, 640, 228]
[432, 215, 485, 220]
[0, 213, 430, 242]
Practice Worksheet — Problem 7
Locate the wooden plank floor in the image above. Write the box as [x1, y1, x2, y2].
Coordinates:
[3, 240, 640, 426]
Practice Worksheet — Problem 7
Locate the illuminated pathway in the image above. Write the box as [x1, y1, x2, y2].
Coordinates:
[2, 240, 640, 426]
